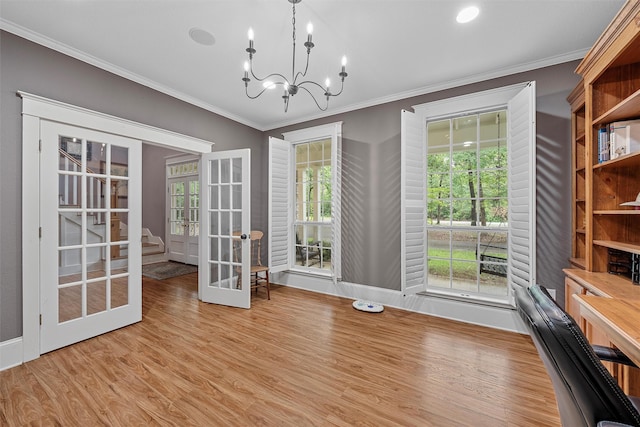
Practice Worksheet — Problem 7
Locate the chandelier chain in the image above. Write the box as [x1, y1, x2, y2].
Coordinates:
[292, 1, 296, 81]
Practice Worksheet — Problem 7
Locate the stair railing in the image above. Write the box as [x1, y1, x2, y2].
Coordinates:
[58, 148, 111, 224]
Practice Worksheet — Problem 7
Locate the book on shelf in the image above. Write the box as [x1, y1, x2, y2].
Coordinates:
[597, 120, 640, 163]
[598, 126, 610, 163]
[609, 119, 640, 160]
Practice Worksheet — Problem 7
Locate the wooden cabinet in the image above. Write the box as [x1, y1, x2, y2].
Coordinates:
[564, 276, 586, 324]
[565, 0, 640, 394]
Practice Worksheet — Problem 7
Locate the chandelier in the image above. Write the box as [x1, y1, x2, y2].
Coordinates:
[242, 0, 348, 112]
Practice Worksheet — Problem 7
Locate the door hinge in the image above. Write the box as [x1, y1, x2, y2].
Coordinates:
[39, 227, 42, 238]
[39, 314, 42, 325]
[39, 139, 42, 152]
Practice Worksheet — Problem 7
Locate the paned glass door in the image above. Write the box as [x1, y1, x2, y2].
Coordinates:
[40, 121, 141, 353]
[167, 162, 199, 265]
[199, 149, 251, 308]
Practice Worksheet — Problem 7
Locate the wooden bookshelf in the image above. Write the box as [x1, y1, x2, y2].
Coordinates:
[565, 0, 640, 395]
[568, 82, 587, 270]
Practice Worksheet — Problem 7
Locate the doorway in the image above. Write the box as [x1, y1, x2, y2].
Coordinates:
[20, 92, 215, 363]
[166, 156, 200, 265]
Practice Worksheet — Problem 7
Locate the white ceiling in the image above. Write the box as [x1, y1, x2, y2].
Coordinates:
[0, 0, 625, 131]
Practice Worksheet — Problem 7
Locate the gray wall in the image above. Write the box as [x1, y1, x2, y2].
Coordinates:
[1, 28, 577, 343]
[267, 61, 579, 304]
[0, 31, 264, 341]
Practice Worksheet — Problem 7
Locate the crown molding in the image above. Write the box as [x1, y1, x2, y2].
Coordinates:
[0, 19, 263, 130]
[263, 49, 587, 131]
[2, 18, 586, 132]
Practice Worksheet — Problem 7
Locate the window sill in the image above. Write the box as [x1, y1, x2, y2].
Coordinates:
[417, 289, 515, 309]
[288, 266, 332, 278]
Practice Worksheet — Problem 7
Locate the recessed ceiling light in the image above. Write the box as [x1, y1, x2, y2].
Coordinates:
[189, 27, 216, 46]
[456, 6, 480, 24]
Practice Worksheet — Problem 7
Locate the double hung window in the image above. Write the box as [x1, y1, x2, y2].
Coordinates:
[426, 110, 509, 297]
[401, 82, 536, 305]
[294, 139, 332, 270]
[269, 122, 342, 281]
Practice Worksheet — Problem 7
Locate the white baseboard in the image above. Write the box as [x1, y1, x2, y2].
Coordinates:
[0, 337, 24, 371]
[273, 271, 527, 334]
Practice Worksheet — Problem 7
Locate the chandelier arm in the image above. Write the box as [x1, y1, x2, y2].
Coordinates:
[326, 79, 346, 97]
[298, 86, 329, 111]
[249, 63, 290, 84]
[293, 52, 311, 83]
[245, 85, 271, 100]
[297, 79, 328, 92]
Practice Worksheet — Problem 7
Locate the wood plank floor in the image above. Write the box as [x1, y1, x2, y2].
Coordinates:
[0, 274, 561, 426]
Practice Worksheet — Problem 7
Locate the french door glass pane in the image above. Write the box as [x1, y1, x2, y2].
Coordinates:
[87, 280, 107, 315]
[112, 277, 129, 308]
[59, 285, 82, 322]
[86, 140, 107, 174]
[58, 173, 82, 207]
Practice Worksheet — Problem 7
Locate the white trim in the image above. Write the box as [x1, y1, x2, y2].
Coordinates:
[1, 19, 582, 132]
[22, 114, 40, 363]
[282, 121, 343, 143]
[1, 20, 259, 130]
[0, 338, 24, 371]
[263, 50, 585, 131]
[279, 121, 343, 282]
[18, 92, 215, 154]
[273, 272, 527, 334]
[165, 154, 200, 167]
[20, 93, 216, 365]
[412, 82, 528, 118]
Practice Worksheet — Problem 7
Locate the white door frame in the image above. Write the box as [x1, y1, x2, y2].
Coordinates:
[165, 154, 200, 265]
[20, 92, 214, 363]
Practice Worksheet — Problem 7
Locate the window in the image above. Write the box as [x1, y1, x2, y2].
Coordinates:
[294, 139, 332, 270]
[426, 110, 509, 297]
[401, 82, 536, 305]
[269, 122, 342, 281]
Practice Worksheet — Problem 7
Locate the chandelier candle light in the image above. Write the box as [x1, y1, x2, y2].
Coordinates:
[242, 0, 348, 112]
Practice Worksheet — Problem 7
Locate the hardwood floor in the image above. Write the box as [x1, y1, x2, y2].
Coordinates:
[0, 274, 560, 426]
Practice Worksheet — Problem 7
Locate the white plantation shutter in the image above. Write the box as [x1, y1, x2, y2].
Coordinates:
[331, 125, 343, 283]
[269, 137, 292, 273]
[507, 82, 536, 296]
[401, 109, 427, 295]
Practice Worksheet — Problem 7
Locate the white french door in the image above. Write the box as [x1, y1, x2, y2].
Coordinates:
[167, 176, 199, 265]
[40, 121, 142, 353]
[199, 149, 251, 308]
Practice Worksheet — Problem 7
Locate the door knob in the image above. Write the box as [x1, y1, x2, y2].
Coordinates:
[240, 234, 248, 239]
